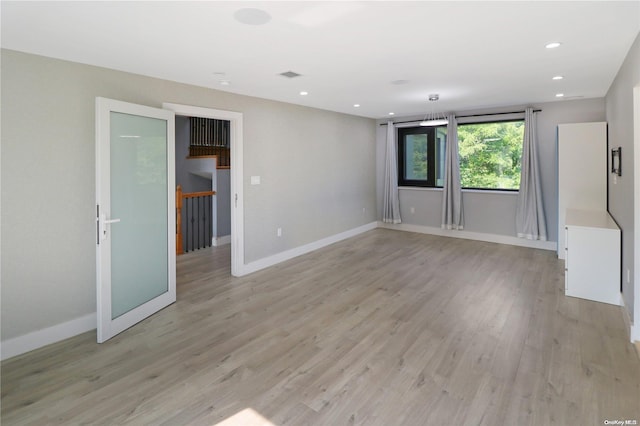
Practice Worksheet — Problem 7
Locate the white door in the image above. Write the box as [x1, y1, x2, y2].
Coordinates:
[95, 97, 176, 343]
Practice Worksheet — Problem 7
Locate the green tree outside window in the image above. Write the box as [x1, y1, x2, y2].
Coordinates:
[458, 121, 524, 190]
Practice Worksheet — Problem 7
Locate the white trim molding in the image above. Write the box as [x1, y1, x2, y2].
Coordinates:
[0, 222, 373, 358]
[0, 219, 565, 360]
[378, 221, 557, 251]
[238, 222, 378, 276]
[633, 86, 640, 345]
[1, 313, 96, 361]
[621, 295, 639, 343]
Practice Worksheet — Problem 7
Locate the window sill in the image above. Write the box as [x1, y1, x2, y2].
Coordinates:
[399, 186, 442, 192]
[462, 189, 519, 195]
[398, 186, 519, 195]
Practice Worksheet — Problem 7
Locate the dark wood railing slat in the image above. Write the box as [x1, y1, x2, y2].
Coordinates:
[176, 186, 216, 255]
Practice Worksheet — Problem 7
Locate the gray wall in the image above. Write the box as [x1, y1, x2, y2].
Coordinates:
[606, 32, 640, 319]
[1, 49, 376, 341]
[243, 104, 376, 262]
[376, 99, 606, 243]
[175, 115, 213, 194]
[216, 169, 231, 237]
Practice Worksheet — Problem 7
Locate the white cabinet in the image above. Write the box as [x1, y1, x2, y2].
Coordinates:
[557, 122, 607, 259]
[565, 209, 621, 306]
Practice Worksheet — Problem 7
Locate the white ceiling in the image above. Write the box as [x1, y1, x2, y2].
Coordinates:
[2, 1, 639, 119]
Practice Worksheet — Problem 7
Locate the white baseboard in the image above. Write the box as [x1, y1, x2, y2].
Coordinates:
[378, 221, 557, 251]
[0, 220, 559, 360]
[239, 222, 378, 276]
[618, 293, 638, 344]
[213, 235, 231, 246]
[1, 313, 96, 361]
[0, 223, 378, 360]
[621, 296, 633, 339]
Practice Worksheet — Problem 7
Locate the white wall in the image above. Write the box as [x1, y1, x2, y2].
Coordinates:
[216, 169, 231, 238]
[1, 49, 376, 346]
[376, 99, 606, 244]
[606, 32, 640, 328]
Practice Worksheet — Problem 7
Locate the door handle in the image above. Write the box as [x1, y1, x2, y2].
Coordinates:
[99, 213, 121, 241]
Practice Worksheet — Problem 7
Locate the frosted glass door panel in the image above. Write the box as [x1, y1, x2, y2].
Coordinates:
[96, 97, 175, 343]
[110, 112, 168, 319]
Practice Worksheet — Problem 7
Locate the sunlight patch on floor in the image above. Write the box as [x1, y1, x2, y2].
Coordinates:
[214, 408, 277, 426]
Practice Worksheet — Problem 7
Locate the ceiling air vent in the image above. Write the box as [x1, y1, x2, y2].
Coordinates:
[279, 71, 302, 78]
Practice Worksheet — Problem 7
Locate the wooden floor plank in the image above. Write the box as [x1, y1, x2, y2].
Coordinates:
[2, 229, 639, 425]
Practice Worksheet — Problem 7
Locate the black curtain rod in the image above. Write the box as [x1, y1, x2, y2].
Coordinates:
[379, 109, 542, 126]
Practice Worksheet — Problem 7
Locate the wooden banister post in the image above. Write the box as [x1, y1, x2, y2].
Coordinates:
[176, 185, 183, 255]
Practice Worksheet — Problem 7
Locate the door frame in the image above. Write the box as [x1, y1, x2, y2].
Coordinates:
[633, 85, 640, 343]
[95, 97, 176, 343]
[162, 103, 244, 276]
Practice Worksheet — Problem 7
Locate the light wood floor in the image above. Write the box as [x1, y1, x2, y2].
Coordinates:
[2, 229, 639, 425]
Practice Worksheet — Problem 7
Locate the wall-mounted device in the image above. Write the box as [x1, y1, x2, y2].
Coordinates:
[611, 147, 621, 176]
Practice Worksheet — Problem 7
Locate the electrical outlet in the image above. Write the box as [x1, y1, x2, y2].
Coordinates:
[277, 227, 282, 237]
[362, 207, 366, 214]
[628, 268, 631, 283]
[410, 207, 415, 214]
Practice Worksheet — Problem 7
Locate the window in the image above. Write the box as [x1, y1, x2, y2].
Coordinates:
[457, 120, 524, 190]
[397, 120, 524, 191]
[397, 126, 447, 187]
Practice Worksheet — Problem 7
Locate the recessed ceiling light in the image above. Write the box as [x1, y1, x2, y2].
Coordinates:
[389, 112, 395, 116]
[552, 75, 564, 80]
[234, 8, 272, 26]
[556, 93, 565, 97]
[353, 104, 360, 108]
[391, 80, 409, 85]
[300, 91, 308, 96]
[219, 80, 230, 86]
[545, 42, 562, 49]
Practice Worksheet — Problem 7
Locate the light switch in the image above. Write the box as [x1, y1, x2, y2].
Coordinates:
[250, 176, 261, 185]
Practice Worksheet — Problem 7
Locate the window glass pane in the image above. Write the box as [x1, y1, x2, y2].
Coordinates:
[404, 133, 428, 181]
[458, 121, 524, 190]
[110, 112, 168, 319]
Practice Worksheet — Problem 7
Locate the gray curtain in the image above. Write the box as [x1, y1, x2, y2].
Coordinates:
[441, 114, 464, 229]
[382, 121, 401, 224]
[516, 107, 547, 240]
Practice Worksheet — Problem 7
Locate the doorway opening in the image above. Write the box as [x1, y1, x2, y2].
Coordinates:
[163, 103, 244, 276]
[175, 116, 230, 253]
